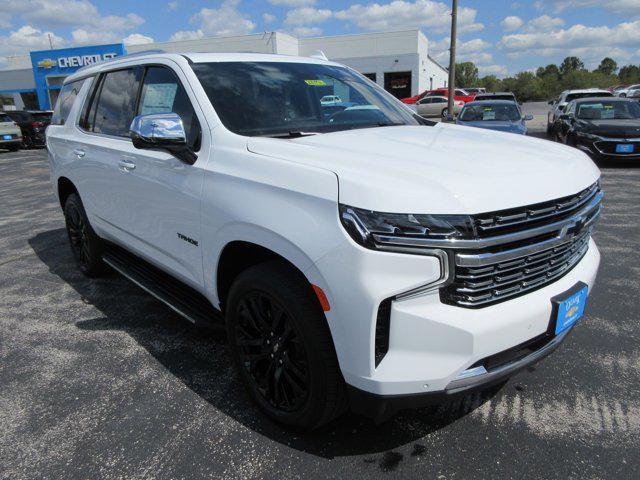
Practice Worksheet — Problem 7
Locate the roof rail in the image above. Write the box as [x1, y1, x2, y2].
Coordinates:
[74, 49, 167, 75]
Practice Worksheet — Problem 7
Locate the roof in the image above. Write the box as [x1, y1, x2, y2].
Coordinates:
[476, 92, 515, 97]
[464, 99, 521, 105]
[65, 51, 339, 83]
[562, 89, 611, 95]
[571, 96, 636, 103]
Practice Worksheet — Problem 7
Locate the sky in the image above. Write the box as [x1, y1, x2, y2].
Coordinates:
[0, 0, 638, 77]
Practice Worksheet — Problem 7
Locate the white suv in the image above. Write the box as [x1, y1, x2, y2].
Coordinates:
[47, 52, 602, 429]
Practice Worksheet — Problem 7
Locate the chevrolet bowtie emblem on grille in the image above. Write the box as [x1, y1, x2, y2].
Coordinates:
[559, 213, 588, 239]
[37, 59, 56, 69]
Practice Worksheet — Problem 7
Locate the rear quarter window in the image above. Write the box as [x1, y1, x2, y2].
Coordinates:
[52, 80, 84, 126]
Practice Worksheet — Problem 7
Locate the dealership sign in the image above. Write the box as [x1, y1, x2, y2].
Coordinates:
[37, 53, 119, 69]
[30, 43, 127, 110]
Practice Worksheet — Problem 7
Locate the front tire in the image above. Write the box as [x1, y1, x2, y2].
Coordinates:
[64, 193, 107, 277]
[226, 261, 346, 429]
[441, 107, 449, 118]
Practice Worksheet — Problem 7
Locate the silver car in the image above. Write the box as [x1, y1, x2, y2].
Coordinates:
[415, 96, 464, 118]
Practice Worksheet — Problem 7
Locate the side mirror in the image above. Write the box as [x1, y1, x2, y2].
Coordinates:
[523, 114, 534, 121]
[559, 113, 571, 121]
[130, 113, 197, 165]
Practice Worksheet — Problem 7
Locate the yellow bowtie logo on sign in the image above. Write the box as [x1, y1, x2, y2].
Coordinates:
[37, 59, 56, 69]
[566, 306, 579, 318]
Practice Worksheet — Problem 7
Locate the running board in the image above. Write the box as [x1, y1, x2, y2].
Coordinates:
[102, 246, 223, 329]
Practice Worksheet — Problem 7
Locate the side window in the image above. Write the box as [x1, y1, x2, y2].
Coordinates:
[138, 66, 202, 151]
[85, 68, 141, 137]
[52, 79, 84, 126]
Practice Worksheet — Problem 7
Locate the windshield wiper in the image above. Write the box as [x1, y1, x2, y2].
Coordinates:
[265, 131, 322, 138]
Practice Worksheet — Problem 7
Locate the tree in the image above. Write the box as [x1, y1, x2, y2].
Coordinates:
[478, 75, 502, 92]
[619, 65, 640, 84]
[596, 57, 617, 75]
[536, 64, 560, 79]
[455, 62, 479, 88]
[559, 56, 585, 76]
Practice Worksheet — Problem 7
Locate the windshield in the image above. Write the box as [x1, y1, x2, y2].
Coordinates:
[459, 103, 521, 122]
[0, 114, 12, 123]
[192, 62, 420, 136]
[577, 101, 640, 120]
[565, 92, 612, 102]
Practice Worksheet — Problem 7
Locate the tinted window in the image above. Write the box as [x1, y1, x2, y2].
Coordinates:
[7, 112, 30, 123]
[52, 80, 83, 125]
[0, 113, 12, 122]
[577, 101, 640, 120]
[138, 66, 201, 150]
[89, 69, 140, 137]
[460, 103, 521, 122]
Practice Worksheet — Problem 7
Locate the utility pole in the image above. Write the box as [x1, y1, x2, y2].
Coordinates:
[48, 33, 53, 49]
[447, 0, 457, 121]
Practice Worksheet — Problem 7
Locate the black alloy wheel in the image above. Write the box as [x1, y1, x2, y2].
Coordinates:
[63, 193, 107, 277]
[21, 134, 33, 149]
[235, 291, 310, 412]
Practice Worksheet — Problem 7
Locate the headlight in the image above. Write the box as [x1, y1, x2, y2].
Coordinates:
[576, 131, 602, 141]
[339, 204, 476, 250]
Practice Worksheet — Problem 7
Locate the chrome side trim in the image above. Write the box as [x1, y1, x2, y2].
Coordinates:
[373, 190, 603, 250]
[446, 328, 571, 393]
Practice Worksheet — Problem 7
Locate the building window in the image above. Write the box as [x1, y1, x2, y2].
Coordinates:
[363, 73, 377, 82]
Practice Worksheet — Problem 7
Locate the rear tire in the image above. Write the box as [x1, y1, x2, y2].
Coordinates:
[226, 260, 347, 430]
[441, 107, 449, 118]
[63, 193, 108, 277]
[21, 135, 33, 149]
[619, 93, 627, 98]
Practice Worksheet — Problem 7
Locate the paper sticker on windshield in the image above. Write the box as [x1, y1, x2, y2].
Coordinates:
[483, 110, 496, 120]
[305, 79, 326, 86]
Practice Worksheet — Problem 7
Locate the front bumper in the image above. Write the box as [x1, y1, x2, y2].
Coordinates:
[576, 137, 640, 161]
[313, 236, 600, 400]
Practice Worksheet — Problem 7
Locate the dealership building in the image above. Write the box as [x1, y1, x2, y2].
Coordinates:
[0, 29, 448, 111]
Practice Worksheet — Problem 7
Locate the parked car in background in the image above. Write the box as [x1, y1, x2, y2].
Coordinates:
[554, 97, 640, 162]
[608, 84, 628, 93]
[0, 112, 22, 151]
[415, 95, 464, 118]
[47, 52, 603, 429]
[629, 87, 640, 99]
[464, 87, 486, 95]
[401, 88, 475, 104]
[614, 84, 640, 98]
[6, 110, 52, 148]
[320, 95, 342, 105]
[456, 100, 532, 135]
[473, 92, 518, 103]
[547, 89, 613, 135]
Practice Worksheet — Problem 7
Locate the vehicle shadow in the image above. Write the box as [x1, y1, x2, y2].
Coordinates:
[29, 228, 502, 459]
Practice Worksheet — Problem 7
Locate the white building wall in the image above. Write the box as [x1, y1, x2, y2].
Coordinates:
[127, 32, 281, 55]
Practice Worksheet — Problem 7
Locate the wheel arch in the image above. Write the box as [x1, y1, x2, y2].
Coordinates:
[57, 176, 78, 210]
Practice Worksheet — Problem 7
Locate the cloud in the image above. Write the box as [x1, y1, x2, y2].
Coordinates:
[335, 1, 483, 35]
[284, 7, 332, 26]
[478, 64, 509, 77]
[292, 26, 323, 36]
[430, 37, 494, 66]
[501, 16, 523, 32]
[524, 15, 565, 32]
[541, 1, 640, 15]
[499, 19, 640, 67]
[173, 0, 255, 40]
[0, 25, 66, 62]
[262, 13, 276, 24]
[167, 1, 178, 11]
[123, 33, 154, 45]
[268, 0, 316, 6]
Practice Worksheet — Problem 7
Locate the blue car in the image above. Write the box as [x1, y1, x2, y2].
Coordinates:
[456, 100, 533, 134]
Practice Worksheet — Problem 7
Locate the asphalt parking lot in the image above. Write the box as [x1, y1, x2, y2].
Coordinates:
[1, 114, 639, 479]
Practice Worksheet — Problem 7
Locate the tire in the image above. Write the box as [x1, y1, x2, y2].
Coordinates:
[21, 135, 33, 149]
[226, 260, 347, 430]
[63, 193, 108, 277]
[441, 107, 449, 118]
[619, 93, 627, 98]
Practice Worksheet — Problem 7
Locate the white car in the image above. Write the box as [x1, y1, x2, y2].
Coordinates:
[0, 112, 22, 151]
[614, 84, 640, 98]
[547, 89, 613, 134]
[47, 52, 602, 429]
[320, 95, 342, 105]
[415, 95, 464, 118]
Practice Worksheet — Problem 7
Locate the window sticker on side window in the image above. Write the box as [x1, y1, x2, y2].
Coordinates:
[140, 83, 178, 115]
[304, 80, 326, 86]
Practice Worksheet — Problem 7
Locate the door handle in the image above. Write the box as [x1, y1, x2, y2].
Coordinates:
[118, 160, 136, 172]
[73, 149, 85, 158]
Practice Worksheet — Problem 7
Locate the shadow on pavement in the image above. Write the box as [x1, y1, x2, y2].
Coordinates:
[29, 227, 502, 460]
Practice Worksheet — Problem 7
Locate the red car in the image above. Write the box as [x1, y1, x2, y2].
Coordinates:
[401, 88, 476, 104]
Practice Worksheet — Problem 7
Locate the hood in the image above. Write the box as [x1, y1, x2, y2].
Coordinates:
[456, 120, 525, 134]
[578, 119, 640, 138]
[246, 123, 600, 214]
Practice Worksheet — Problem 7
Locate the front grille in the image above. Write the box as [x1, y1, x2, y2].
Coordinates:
[594, 141, 640, 156]
[442, 228, 591, 308]
[473, 181, 600, 237]
[441, 182, 602, 308]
